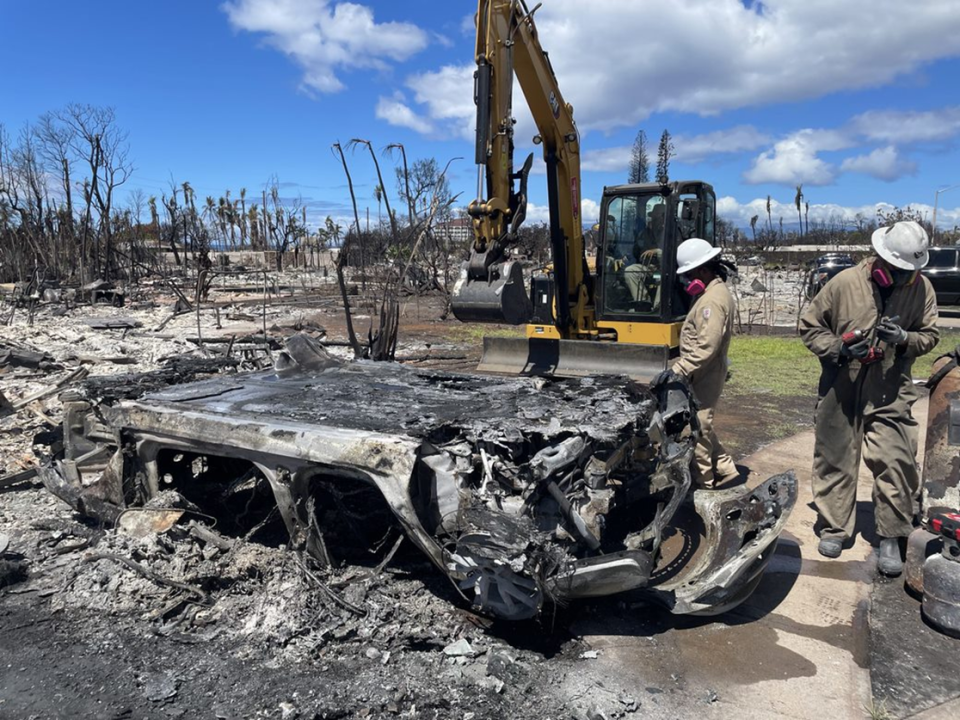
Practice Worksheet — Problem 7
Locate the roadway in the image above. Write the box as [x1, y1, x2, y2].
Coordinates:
[939, 306, 960, 330]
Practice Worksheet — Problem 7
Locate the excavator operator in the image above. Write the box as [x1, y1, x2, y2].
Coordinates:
[624, 203, 666, 311]
[632, 203, 666, 261]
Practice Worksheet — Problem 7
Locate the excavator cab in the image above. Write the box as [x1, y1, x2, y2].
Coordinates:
[476, 181, 718, 380]
[595, 181, 717, 343]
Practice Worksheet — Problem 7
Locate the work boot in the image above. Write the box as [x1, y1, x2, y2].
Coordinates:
[877, 537, 903, 577]
[818, 537, 843, 558]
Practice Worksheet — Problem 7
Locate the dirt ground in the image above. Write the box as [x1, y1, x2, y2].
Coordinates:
[0, 280, 837, 720]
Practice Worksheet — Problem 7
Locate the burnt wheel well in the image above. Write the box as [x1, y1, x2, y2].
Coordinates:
[153, 449, 287, 544]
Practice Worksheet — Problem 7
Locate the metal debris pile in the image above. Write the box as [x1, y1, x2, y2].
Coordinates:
[39, 337, 795, 625]
[48, 342, 703, 621]
[40, 494, 461, 661]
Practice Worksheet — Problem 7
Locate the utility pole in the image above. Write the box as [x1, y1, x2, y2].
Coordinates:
[932, 184, 960, 245]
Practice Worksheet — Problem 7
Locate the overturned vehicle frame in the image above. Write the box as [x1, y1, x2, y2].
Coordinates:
[47, 340, 797, 621]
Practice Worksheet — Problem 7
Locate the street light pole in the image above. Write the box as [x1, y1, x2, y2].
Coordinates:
[933, 183, 960, 245]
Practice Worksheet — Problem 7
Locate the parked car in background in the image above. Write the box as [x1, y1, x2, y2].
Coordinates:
[806, 253, 855, 298]
[921, 247, 960, 306]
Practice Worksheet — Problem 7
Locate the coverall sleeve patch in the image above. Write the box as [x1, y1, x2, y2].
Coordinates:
[702, 307, 711, 320]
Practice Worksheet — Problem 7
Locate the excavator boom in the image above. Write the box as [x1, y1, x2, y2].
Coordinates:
[452, 0, 587, 333]
[452, 0, 696, 381]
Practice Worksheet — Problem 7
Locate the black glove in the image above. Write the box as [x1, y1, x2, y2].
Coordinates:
[840, 337, 871, 360]
[650, 368, 679, 387]
[876, 317, 908, 345]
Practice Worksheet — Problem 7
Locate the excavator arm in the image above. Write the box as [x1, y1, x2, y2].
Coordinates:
[453, 0, 589, 333]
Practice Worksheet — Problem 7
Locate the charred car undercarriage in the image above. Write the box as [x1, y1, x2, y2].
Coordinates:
[42, 337, 797, 621]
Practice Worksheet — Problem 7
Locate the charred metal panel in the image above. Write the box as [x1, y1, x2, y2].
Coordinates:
[648, 473, 797, 615]
[53, 351, 797, 621]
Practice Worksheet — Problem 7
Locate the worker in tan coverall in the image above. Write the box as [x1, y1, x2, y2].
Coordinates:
[673, 238, 739, 488]
[800, 220, 938, 576]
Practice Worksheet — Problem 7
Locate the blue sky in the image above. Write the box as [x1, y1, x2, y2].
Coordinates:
[3, 0, 960, 231]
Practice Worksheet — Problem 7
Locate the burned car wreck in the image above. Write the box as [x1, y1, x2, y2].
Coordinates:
[43, 337, 797, 621]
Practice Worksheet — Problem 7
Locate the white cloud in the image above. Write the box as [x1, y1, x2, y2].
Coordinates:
[459, 13, 477, 36]
[222, 0, 428, 93]
[717, 196, 960, 229]
[405, 64, 477, 140]
[674, 126, 773, 164]
[560, 126, 773, 174]
[717, 196, 806, 227]
[581, 198, 601, 225]
[743, 110, 951, 186]
[393, 0, 960, 136]
[743, 129, 849, 185]
[432, 32, 454, 49]
[839, 146, 917, 182]
[375, 94, 434, 134]
[850, 107, 960, 144]
[523, 198, 601, 225]
[581, 146, 630, 173]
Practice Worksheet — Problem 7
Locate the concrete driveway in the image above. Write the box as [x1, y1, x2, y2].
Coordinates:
[557, 398, 946, 720]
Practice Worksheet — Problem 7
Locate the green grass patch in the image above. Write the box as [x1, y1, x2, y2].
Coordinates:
[726, 335, 820, 396]
[726, 329, 960, 396]
[915, 329, 960, 378]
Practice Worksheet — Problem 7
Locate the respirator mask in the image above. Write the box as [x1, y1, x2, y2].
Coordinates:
[679, 274, 706, 297]
[872, 264, 918, 288]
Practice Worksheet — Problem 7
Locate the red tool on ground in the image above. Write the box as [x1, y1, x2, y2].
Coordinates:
[931, 512, 960, 542]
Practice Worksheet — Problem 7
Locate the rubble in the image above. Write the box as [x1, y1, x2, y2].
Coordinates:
[443, 639, 477, 657]
[0, 279, 805, 718]
[80, 316, 142, 330]
[0, 290, 615, 717]
[24, 500, 501, 677]
[732, 266, 811, 328]
[0, 342, 61, 372]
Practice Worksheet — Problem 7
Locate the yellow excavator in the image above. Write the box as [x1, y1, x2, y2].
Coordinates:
[452, 0, 718, 379]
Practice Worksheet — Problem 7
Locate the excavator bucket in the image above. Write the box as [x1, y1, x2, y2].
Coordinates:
[451, 260, 532, 326]
[477, 336, 671, 382]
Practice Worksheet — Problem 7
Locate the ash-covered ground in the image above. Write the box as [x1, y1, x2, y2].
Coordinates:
[0, 281, 704, 720]
[1, 479, 599, 720]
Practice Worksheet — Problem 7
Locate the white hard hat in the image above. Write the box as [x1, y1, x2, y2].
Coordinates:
[676, 238, 722, 275]
[871, 220, 929, 270]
